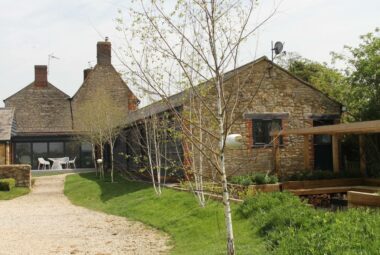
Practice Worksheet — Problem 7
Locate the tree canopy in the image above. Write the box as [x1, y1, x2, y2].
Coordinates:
[332, 27, 380, 120]
[279, 28, 379, 121]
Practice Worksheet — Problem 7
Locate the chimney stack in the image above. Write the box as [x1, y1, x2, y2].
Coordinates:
[83, 68, 92, 81]
[97, 40, 111, 65]
[34, 65, 48, 88]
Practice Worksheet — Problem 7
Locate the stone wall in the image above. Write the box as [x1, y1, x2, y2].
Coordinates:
[71, 64, 132, 130]
[0, 164, 31, 188]
[182, 58, 341, 178]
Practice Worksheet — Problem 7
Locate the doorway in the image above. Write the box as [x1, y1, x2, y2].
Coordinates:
[313, 119, 334, 171]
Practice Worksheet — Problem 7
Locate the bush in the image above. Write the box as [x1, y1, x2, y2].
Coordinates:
[0, 178, 16, 191]
[229, 173, 278, 186]
[237, 192, 380, 254]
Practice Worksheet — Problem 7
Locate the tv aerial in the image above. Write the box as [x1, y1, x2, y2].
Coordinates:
[47, 53, 60, 75]
[271, 41, 286, 62]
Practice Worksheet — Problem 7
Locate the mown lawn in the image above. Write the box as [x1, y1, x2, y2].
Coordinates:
[0, 187, 30, 200]
[64, 173, 266, 255]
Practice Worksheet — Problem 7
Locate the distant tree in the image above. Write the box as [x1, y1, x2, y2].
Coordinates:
[277, 52, 349, 107]
[331, 27, 380, 121]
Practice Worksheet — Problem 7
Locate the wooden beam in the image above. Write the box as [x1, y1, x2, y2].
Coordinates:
[303, 135, 310, 171]
[332, 135, 340, 173]
[273, 138, 280, 176]
[271, 120, 380, 136]
[359, 135, 366, 176]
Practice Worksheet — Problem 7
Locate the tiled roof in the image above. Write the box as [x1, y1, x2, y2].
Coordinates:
[0, 108, 15, 141]
[3, 82, 73, 133]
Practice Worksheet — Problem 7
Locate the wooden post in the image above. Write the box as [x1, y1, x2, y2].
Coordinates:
[359, 135, 366, 176]
[273, 137, 280, 176]
[303, 135, 310, 171]
[332, 135, 340, 173]
[5, 142, 10, 165]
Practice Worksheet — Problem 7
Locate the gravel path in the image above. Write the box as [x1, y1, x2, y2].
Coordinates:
[0, 174, 170, 255]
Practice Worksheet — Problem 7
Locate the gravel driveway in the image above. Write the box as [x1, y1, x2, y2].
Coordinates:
[0, 174, 170, 255]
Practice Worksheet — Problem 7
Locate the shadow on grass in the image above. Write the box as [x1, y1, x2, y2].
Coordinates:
[76, 172, 152, 202]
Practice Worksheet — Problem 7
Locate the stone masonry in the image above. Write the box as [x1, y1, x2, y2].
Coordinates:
[0, 164, 31, 188]
[71, 41, 138, 130]
[181, 57, 341, 178]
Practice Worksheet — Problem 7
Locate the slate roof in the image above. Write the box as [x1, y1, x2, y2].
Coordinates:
[0, 108, 16, 141]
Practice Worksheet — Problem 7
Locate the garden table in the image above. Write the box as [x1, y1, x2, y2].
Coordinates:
[48, 158, 66, 170]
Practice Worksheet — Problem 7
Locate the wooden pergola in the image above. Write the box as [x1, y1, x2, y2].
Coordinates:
[271, 120, 380, 175]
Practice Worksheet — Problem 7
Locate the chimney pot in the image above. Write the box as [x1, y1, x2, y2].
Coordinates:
[34, 65, 48, 88]
[83, 68, 92, 81]
[97, 41, 111, 65]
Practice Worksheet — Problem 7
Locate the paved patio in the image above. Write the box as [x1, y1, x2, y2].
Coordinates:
[0, 174, 170, 255]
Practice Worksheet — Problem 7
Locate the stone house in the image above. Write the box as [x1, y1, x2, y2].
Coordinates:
[118, 57, 342, 178]
[2, 40, 138, 169]
[1, 40, 341, 176]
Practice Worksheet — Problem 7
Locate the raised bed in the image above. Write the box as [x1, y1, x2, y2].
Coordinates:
[347, 191, 380, 208]
[281, 178, 363, 190]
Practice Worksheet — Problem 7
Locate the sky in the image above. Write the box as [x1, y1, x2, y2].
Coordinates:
[0, 0, 379, 107]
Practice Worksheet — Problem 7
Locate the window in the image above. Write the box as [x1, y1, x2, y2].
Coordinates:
[48, 142, 64, 158]
[32, 143, 48, 168]
[15, 143, 32, 164]
[80, 142, 94, 168]
[252, 119, 282, 146]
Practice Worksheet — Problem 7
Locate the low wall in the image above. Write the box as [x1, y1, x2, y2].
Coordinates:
[348, 191, 380, 208]
[0, 164, 31, 188]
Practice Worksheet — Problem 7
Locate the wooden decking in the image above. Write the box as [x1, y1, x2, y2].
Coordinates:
[288, 185, 380, 196]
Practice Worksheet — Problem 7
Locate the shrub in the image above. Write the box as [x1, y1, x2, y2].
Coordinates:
[0, 178, 16, 191]
[229, 173, 278, 186]
[237, 192, 380, 254]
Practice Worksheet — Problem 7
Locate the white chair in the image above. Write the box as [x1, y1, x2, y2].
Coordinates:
[68, 157, 76, 169]
[38, 158, 50, 170]
[61, 157, 69, 169]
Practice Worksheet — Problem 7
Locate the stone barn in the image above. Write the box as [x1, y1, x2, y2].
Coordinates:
[117, 57, 342, 179]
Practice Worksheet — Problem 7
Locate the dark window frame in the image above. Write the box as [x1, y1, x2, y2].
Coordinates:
[252, 118, 283, 147]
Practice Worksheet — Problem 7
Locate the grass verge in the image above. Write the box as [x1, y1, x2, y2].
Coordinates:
[64, 173, 266, 255]
[0, 187, 30, 200]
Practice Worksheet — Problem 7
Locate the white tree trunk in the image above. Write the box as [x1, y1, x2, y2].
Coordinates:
[110, 141, 115, 183]
[217, 77, 235, 255]
[144, 118, 159, 195]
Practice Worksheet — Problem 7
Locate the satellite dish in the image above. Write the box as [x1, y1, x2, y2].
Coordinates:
[273, 41, 284, 55]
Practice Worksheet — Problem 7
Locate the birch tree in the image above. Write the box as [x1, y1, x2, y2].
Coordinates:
[116, 1, 277, 253]
[77, 87, 125, 182]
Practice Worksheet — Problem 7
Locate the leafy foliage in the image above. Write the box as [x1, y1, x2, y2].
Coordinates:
[0, 178, 16, 191]
[238, 192, 380, 255]
[229, 173, 278, 186]
[332, 27, 380, 120]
